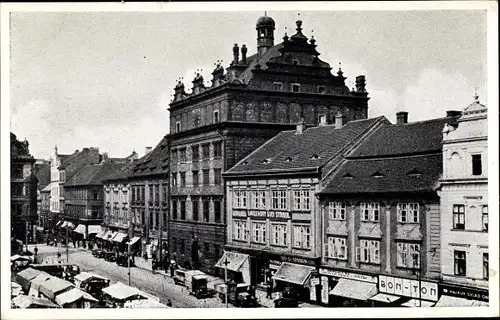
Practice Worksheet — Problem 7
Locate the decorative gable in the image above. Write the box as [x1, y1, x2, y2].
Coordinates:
[358, 222, 382, 239]
[395, 224, 423, 241]
[326, 220, 348, 236]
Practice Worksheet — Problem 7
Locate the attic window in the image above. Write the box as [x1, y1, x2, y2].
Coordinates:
[292, 59, 299, 65]
[291, 83, 301, 93]
[262, 158, 272, 164]
[242, 160, 249, 165]
[285, 157, 293, 162]
[317, 86, 326, 94]
[310, 154, 321, 160]
[343, 173, 354, 179]
[372, 171, 384, 178]
[407, 169, 423, 177]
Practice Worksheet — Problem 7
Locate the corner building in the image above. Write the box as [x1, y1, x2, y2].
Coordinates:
[168, 15, 369, 274]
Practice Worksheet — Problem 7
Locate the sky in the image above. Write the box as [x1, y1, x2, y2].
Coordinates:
[9, 9, 487, 160]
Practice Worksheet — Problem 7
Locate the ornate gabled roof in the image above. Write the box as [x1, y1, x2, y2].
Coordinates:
[461, 94, 487, 119]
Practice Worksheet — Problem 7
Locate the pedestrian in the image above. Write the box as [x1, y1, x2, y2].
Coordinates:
[152, 257, 157, 274]
[266, 284, 272, 299]
[166, 299, 172, 307]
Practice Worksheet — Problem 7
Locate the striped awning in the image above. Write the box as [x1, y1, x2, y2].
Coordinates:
[73, 225, 86, 235]
[112, 232, 128, 243]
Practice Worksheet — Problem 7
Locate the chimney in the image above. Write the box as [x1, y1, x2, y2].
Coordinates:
[296, 117, 306, 135]
[446, 110, 462, 118]
[355, 75, 366, 93]
[319, 114, 328, 126]
[233, 44, 240, 65]
[145, 147, 153, 156]
[396, 111, 409, 125]
[74, 149, 79, 154]
[335, 112, 344, 129]
[241, 45, 247, 64]
[102, 152, 109, 162]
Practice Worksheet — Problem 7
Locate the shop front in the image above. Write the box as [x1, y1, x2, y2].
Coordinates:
[319, 267, 379, 307]
[214, 251, 251, 284]
[272, 262, 316, 302]
[435, 283, 489, 307]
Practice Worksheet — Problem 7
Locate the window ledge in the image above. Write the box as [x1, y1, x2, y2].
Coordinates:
[397, 222, 420, 225]
[326, 257, 348, 261]
[451, 229, 487, 233]
[359, 261, 381, 266]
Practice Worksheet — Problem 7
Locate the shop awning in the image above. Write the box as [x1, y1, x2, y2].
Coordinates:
[400, 299, 436, 307]
[73, 224, 86, 235]
[56, 221, 63, 227]
[95, 230, 106, 239]
[102, 230, 117, 241]
[127, 236, 141, 246]
[61, 221, 75, 229]
[214, 251, 249, 272]
[272, 262, 315, 286]
[88, 225, 102, 235]
[113, 232, 128, 243]
[329, 278, 378, 301]
[434, 295, 488, 307]
[369, 293, 402, 303]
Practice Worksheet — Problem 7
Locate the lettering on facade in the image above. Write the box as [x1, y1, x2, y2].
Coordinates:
[378, 275, 438, 302]
[310, 278, 319, 301]
[280, 255, 316, 266]
[247, 210, 290, 219]
[440, 285, 489, 302]
[319, 268, 377, 283]
[463, 196, 483, 200]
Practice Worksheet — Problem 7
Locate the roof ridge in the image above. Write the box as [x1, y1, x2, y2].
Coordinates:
[391, 116, 449, 126]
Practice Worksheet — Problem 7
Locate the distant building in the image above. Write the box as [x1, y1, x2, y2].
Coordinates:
[50, 147, 101, 229]
[223, 116, 387, 300]
[127, 139, 170, 259]
[316, 112, 462, 307]
[438, 95, 489, 306]
[168, 14, 369, 274]
[34, 159, 50, 230]
[11, 132, 38, 243]
[64, 161, 128, 241]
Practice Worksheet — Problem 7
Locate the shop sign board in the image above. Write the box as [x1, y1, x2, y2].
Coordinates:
[378, 275, 438, 302]
[439, 284, 488, 302]
[247, 210, 290, 219]
[321, 276, 329, 304]
[318, 268, 377, 283]
[280, 255, 316, 266]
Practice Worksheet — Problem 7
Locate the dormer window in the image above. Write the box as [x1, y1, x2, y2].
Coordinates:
[407, 169, 423, 177]
[262, 158, 272, 164]
[292, 59, 299, 65]
[175, 121, 181, 133]
[372, 171, 384, 178]
[319, 114, 327, 125]
[317, 86, 326, 94]
[273, 82, 283, 91]
[285, 157, 293, 162]
[242, 160, 249, 165]
[214, 110, 220, 123]
[292, 83, 300, 93]
[310, 154, 320, 160]
[343, 173, 354, 179]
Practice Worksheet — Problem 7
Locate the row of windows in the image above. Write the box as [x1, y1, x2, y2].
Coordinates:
[452, 204, 488, 231]
[172, 169, 222, 187]
[328, 202, 420, 223]
[172, 197, 222, 223]
[131, 185, 168, 204]
[233, 188, 311, 211]
[170, 237, 222, 260]
[130, 209, 167, 231]
[454, 250, 489, 280]
[233, 220, 311, 249]
[272, 82, 326, 94]
[175, 110, 220, 133]
[172, 141, 222, 162]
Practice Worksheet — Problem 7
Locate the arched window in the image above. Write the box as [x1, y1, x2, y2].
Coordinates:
[449, 152, 463, 177]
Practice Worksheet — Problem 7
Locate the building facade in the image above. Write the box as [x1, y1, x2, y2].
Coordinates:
[127, 139, 170, 260]
[50, 147, 101, 229]
[438, 95, 489, 304]
[223, 116, 387, 301]
[64, 161, 127, 241]
[11, 132, 38, 244]
[316, 112, 466, 308]
[168, 14, 370, 274]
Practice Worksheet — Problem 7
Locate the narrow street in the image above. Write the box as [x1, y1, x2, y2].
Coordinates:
[28, 244, 232, 308]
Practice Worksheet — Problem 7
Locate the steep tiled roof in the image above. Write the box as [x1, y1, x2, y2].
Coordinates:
[129, 135, 169, 178]
[226, 117, 387, 175]
[59, 149, 101, 181]
[319, 154, 442, 194]
[237, 43, 284, 84]
[66, 163, 126, 187]
[348, 117, 451, 158]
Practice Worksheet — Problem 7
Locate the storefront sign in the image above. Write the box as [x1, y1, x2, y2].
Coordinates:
[439, 284, 489, 302]
[269, 260, 281, 270]
[280, 255, 316, 266]
[319, 268, 377, 284]
[247, 210, 290, 219]
[310, 278, 319, 301]
[463, 196, 483, 200]
[321, 276, 329, 304]
[379, 275, 438, 302]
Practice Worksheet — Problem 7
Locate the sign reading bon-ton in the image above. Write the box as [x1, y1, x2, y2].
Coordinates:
[378, 275, 438, 302]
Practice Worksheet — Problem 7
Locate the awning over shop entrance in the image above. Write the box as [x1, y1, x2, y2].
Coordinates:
[400, 299, 436, 307]
[369, 293, 401, 303]
[434, 295, 489, 307]
[60, 221, 75, 229]
[88, 225, 102, 235]
[112, 232, 128, 243]
[272, 262, 315, 286]
[102, 230, 117, 241]
[215, 251, 249, 272]
[95, 230, 106, 239]
[73, 225, 86, 235]
[127, 236, 141, 246]
[329, 278, 377, 301]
